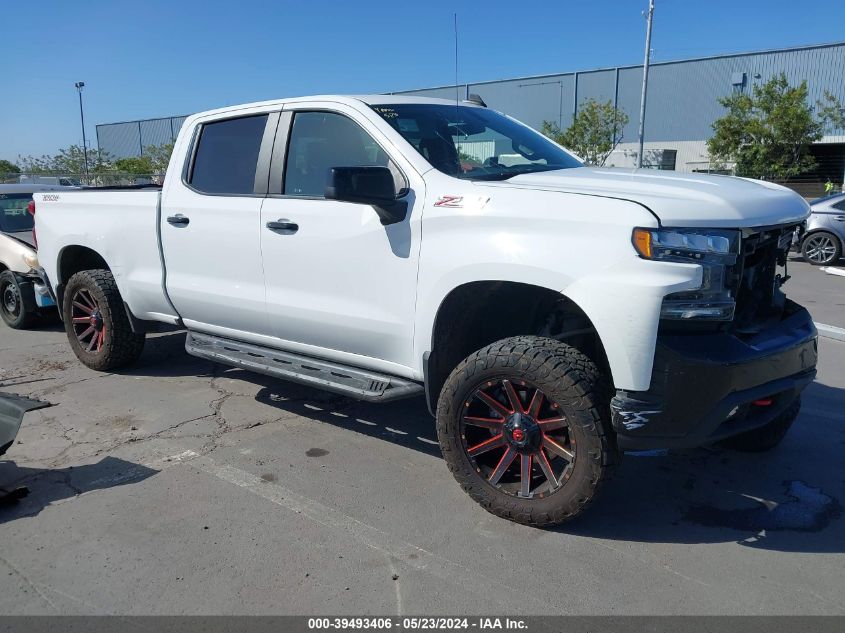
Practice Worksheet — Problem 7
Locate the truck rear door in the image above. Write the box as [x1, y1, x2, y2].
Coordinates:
[160, 112, 278, 338]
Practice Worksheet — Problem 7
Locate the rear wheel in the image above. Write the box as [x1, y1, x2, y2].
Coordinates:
[436, 336, 618, 527]
[0, 270, 36, 330]
[62, 269, 145, 371]
[801, 231, 841, 265]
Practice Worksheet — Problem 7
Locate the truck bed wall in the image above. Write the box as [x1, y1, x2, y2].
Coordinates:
[35, 189, 176, 321]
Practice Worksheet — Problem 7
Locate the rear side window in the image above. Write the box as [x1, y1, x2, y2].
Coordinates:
[833, 199, 845, 211]
[188, 114, 268, 194]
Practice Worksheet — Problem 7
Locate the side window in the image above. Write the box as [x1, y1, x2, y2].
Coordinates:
[832, 199, 845, 211]
[283, 111, 404, 197]
[188, 114, 268, 194]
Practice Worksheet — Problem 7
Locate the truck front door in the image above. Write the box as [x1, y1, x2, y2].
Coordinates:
[259, 105, 423, 375]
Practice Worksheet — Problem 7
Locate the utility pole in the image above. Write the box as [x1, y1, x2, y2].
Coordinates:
[75, 81, 90, 184]
[636, 0, 654, 169]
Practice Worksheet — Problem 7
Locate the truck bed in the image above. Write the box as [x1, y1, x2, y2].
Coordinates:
[34, 187, 176, 323]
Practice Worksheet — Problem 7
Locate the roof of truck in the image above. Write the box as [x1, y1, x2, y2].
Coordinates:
[187, 94, 482, 121]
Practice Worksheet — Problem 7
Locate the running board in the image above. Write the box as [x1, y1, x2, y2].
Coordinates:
[185, 331, 423, 402]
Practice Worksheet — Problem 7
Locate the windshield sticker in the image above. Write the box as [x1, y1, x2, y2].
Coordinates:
[373, 106, 398, 119]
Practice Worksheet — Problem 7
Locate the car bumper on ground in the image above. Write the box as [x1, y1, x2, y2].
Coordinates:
[610, 301, 818, 450]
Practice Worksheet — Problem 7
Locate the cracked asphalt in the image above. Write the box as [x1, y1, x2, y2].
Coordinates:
[1, 295, 844, 614]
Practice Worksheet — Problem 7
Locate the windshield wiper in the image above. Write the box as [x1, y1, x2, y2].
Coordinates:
[468, 165, 562, 181]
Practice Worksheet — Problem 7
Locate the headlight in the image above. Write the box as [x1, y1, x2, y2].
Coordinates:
[22, 252, 39, 270]
[632, 227, 740, 321]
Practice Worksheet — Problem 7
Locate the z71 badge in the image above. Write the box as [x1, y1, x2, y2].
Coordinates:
[433, 195, 490, 210]
[434, 195, 464, 208]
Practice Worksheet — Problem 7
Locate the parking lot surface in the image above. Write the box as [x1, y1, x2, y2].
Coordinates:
[786, 256, 845, 329]
[0, 260, 843, 615]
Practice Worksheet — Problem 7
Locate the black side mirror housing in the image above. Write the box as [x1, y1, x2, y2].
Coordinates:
[325, 166, 407, 226]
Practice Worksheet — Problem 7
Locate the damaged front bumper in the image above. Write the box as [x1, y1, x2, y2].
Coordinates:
[610, 300, 817, 450]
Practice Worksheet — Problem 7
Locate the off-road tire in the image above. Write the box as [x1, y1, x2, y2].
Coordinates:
[436, 336, 618, 527]
[63, 269, 145, 371]
[719, 397, 801, 452]
[0, 270, 37, 329]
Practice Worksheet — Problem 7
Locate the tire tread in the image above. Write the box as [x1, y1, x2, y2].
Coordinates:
[436, 335, 617, 527]
[63, 269, 144, 371]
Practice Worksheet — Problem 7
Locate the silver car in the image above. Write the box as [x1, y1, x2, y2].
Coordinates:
[799, 193, 845, 265]
[0, 183, 67, 328]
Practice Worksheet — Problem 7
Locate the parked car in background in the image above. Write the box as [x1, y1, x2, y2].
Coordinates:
[0, 184, 63, 328]
[799, 193, 845, 265]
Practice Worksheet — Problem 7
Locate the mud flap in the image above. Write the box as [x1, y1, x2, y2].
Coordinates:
[0, 392, 51, 456]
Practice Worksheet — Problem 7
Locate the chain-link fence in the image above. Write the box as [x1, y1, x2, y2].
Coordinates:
[96, 115, 188, 159]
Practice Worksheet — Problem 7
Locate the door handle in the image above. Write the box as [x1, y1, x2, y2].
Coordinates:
[834, 216, 845, 221]
[266, 219, 299, 233]
[167, 214, 190, 226]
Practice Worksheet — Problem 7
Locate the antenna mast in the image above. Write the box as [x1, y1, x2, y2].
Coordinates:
[454, 13, 459, 105]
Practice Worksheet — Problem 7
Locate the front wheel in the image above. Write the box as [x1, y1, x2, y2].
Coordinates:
[801, 231, 842, 265]
[436, 336, 618, 527]
[62, 269, 145, 371]
[0, 270, 37, 329]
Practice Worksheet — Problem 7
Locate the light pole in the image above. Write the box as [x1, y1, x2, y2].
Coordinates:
[74, 81, 90, 184]
[636, 0, 655, 169]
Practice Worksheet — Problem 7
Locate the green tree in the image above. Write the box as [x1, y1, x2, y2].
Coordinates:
[143, 142, 174, 174]
[541, 99, 629, 166]
[818, 89, 845, 132]
[52, 145, 97, 175]
[115, 155, 155, 174]
[0, 159, 20, 174]
[707, 74, 843, 180]
[16, 154, 54, 174]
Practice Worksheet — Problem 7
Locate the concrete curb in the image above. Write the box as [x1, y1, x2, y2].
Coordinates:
[816, 322, 845, 343]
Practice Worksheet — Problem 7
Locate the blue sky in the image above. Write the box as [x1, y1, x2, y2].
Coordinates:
[3, 0, 844, 159]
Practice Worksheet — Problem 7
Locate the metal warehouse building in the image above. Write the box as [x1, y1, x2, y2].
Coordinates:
[97, 41, 845, 190]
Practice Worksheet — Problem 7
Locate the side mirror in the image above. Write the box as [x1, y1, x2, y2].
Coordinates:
[325, 166, 407, 226]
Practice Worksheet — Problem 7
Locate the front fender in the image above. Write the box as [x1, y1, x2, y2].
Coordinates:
[412, 181, 701, 391]
[564, 259, 701, 391]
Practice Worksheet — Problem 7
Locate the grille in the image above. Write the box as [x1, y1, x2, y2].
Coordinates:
[730, 224, 798, 334]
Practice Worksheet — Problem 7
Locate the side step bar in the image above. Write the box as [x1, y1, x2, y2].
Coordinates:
[185, 331, 424, 402]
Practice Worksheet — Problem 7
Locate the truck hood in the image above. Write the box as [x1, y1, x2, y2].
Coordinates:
[495, 167, 810, 228]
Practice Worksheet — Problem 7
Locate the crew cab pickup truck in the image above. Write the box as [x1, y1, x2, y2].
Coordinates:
[32, 95, 817, 526]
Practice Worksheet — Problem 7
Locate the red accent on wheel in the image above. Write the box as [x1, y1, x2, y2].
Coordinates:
[70, 289, 105, 354]
[461, 379, 576, 498]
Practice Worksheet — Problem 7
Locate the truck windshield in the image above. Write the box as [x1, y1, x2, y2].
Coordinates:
[371, 103, 581, 180]
[0, 194, 34, 232]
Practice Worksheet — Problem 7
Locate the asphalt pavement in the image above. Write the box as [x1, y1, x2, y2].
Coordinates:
[0, 267, 842, 615]
[787, 256, 845, 330]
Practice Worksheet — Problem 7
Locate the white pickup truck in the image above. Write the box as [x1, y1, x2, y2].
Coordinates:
[33, 95, 817, 526]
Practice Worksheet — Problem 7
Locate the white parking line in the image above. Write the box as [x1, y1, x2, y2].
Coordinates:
[815, 322, 845, 343]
